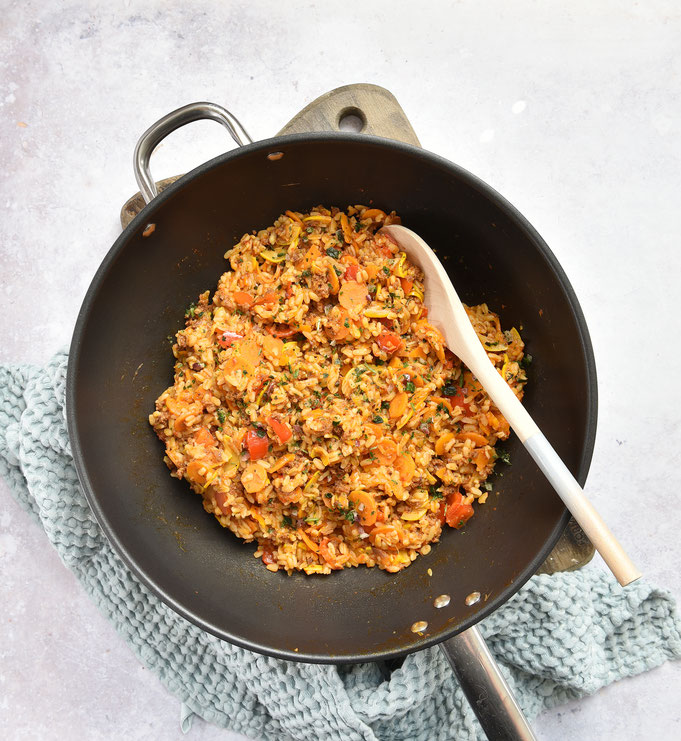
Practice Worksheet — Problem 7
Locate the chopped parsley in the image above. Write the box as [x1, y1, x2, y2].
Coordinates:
[354, 221, 362, 232]
[217, 409, 226, 424]
[185, 302, 198, 318]
[429, 485, 444, 499]
[382, 266, 390, 275]
[336, 229, 344, 243]
[326, 246, 341, 259]
[372, 415, 384, 424]
[301, 268, 312, 278]
[495, 447, 511, 465]
[442, 383, 457, 396]
[404, 381, 416, 393]
[282, 515, 294, 527]
[254, 426, 267, 438]
[482, 481, 494, 492]
[521, 354, 533, 369]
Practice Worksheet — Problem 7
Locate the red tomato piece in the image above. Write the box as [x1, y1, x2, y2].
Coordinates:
[444, 387, 471, 414]
[376, 331, 403, 355]
[245, 428, 269, 460]
[217, 330, 244, 348]
[445, 491, 474, 529]
[344, 264, 360, 281]
[267, 416, 292, 443]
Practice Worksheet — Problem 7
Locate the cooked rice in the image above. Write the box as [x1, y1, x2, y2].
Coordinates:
[149, 205, 527, 574]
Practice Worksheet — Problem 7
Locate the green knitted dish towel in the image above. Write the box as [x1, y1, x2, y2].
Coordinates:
[2, 352, 680, 741]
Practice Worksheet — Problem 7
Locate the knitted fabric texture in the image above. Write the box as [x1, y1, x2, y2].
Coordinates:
[2, 352, 680, 741]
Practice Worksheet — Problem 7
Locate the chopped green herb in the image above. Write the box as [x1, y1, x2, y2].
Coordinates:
[404, 381, 415, 393]
[282, 515, 293, 527]
[372, 415, 384, 424]
[326, 246, 341, 259]
[217, 409, 226, 424]
[354, 221, 361, 232]
[443, 383, 457, 396]
[301, 268, 312, 278]
[482, 481, 494, 492]
[495, 448, 511, 465]
[521, 354, 533, 369]
[429, 485, 444, 499]
[382, 266, 390, 275]
[336, 229, 344, 243]
[333, 265, 343, 276]
[185, 302, 198, 318]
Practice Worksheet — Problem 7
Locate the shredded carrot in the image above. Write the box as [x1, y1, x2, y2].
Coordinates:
[298, 529, 320, 553]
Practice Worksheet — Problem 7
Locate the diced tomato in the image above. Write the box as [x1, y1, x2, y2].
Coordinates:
[261, 545, 276, 565]
[267, 416, 292, 443]
[344, 264, 360, 281]
[376, 331, 403, 355]
[245, 427, 269, 460]
[217, 330, 244, 348]
[443, 387, 471, 414]
[445, 491, 474, 529]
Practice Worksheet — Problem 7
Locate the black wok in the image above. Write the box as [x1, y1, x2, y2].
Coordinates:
[66, 103, 597, 672]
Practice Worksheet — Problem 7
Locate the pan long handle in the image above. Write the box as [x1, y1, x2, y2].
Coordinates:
[440, 626, 538, 741]
[133, 102, 252, 204]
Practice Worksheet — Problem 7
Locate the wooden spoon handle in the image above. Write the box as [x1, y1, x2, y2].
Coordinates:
[462, 345, 641, 586]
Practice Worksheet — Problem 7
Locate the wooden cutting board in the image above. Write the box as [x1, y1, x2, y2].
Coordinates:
[121, 83, 594, 575]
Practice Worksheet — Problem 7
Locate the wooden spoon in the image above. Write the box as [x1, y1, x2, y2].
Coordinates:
[381, 224, 640, 586]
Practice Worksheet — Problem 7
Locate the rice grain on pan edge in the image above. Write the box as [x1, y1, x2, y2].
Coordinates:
[149, 205, 528, 574]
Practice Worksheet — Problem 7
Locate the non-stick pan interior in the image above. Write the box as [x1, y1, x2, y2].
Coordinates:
[67, 134, 596, 662]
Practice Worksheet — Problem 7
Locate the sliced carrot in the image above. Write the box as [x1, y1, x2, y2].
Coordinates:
[298, 529, 320, 553]
[193, 427, 215, 449]
[395, 453, 415, 483]
[349, 490, 378, 527]
[366, 422, 384, 438]
[435, 431, 456, 456]
[241, 462, 269, 493]
[253, 292, 277, 307]
[267, 416, 292, 443]
[400, 278, 413, 295]
[474, 449, 490, 472]
[456, 431, 488, 447]
[389, 392, 408, 419]
[338, 281, 368, 311]
[186, 459, 209, 485]
[285, 209, 303, 225]
[373, 438, 398, 465]
[262, 334, 285, 365]
[233, 291, 254, 308]
[365, 264, 379, 279]
[299, 244, 321, 270]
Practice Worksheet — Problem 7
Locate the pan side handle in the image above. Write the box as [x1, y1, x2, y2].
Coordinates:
[440, 626, 537, 741]
[133, 102, 252, 204]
